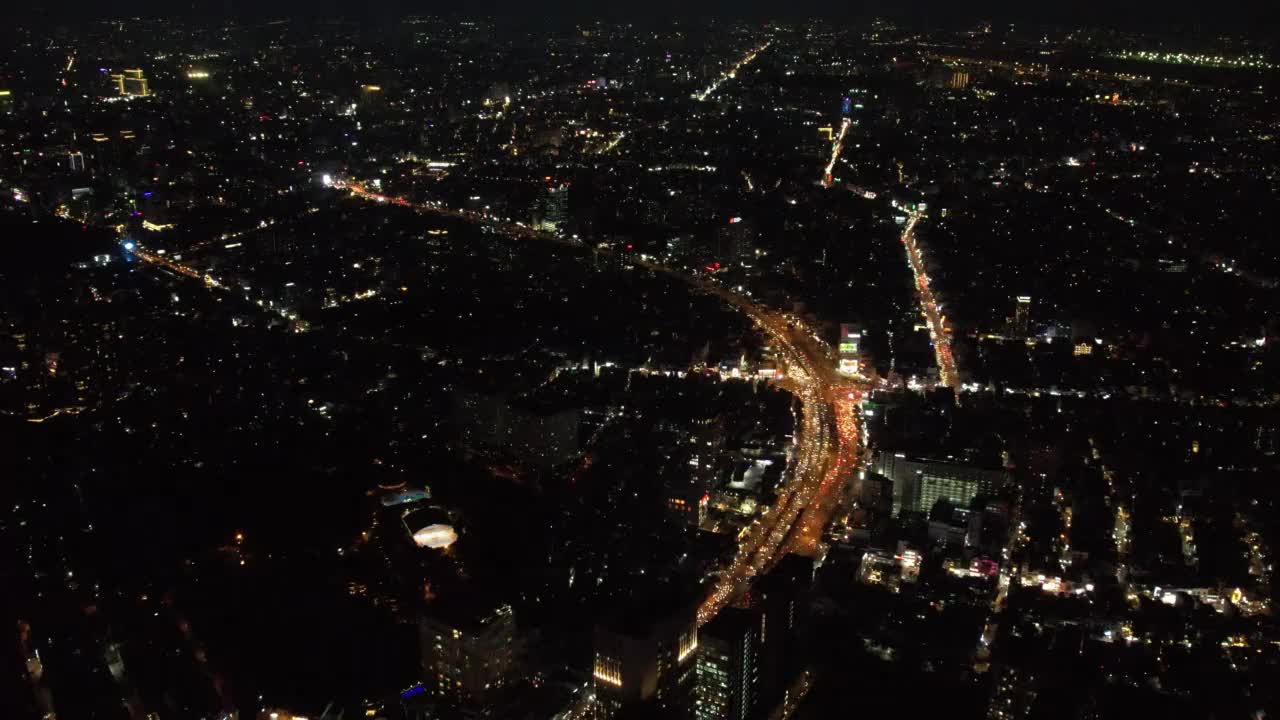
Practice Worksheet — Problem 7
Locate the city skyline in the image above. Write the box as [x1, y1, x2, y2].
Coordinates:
[2, 12, 1277, 720]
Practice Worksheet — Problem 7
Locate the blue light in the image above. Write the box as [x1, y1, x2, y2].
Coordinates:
[401, 685, 426, 699]
[122, 241, 135, 251]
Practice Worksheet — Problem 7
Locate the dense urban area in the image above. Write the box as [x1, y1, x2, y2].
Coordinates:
[1, 13, 1278, 720]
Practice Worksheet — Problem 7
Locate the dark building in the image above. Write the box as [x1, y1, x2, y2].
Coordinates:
[859, 472, 893, 515]
[752, 555, 812, 710]
[454, 390, 580, 468]
[716, 218, 756, 267]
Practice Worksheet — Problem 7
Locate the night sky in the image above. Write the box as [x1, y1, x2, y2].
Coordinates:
[10, 0, 1280, 32]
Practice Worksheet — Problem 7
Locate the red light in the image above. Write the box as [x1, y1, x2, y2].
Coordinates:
[297, 161, 305, 166]
[728, 216, 742, 224]
[625, 244, 633, 250]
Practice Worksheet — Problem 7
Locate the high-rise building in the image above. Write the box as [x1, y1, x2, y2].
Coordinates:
[837, 324, 861, 376]
[666, 488, 709, 529]
[716, 217, 756, 267]
[666, 235, 694, 264]
[68, 151, 85, 173]
[593, 590, 698, 719]
[859, 472, 893, 515]
[419, 602, 517, 709]
[950, 70, 971, 89]
[1012, 296, 1032, 336]
[537, 181, 570, 233]
[695, 606, 760, 720]
[873, 451, 1008, 516]
[111, 68, 150, 97]
[753, 555, 811, 710]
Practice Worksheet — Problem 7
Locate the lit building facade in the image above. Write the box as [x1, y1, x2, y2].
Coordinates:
[695, 606, 759, 720]
[1012, 296, 1032, 336]
[538, 181, 569, 232]
[593, 600, 698, 719]
[873, 451, 1008, 516]
[856, 544, 920, 592]
[419, 604, 517, 709]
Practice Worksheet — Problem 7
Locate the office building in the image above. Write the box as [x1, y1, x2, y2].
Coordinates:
[538, 181, 570, 232]
[1012, 296, 1032, 336]
[872, 451, 1008, 516]
[68, 151, 85, 173]
[419, 602, 517, 709]
[950, 70, 971, 89]
[593, 589, 698, 719]
[716, 217, 756, 267]
[695, 605, 760, 720]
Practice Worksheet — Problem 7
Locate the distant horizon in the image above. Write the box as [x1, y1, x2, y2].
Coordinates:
[6, 0, 1279, 34]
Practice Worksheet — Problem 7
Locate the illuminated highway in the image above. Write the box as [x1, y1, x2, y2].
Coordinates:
[691, 294, 850, 625]
[333, 178, 864, 627]
[899, 212, 960, 394]
[766, 670, 814, 720]
[128, 241, 301, 324]
[819, 118, 851, 187]
[692, 41, 771, 102]
[132, 246, 220, 285]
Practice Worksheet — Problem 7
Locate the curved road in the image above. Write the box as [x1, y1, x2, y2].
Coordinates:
[336, 180, 865, 625]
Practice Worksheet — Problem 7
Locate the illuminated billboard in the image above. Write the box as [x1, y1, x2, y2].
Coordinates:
[838, 323, 861, 376]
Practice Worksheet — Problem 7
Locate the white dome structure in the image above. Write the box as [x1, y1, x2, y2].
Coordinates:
[412, 524, 458, 549]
